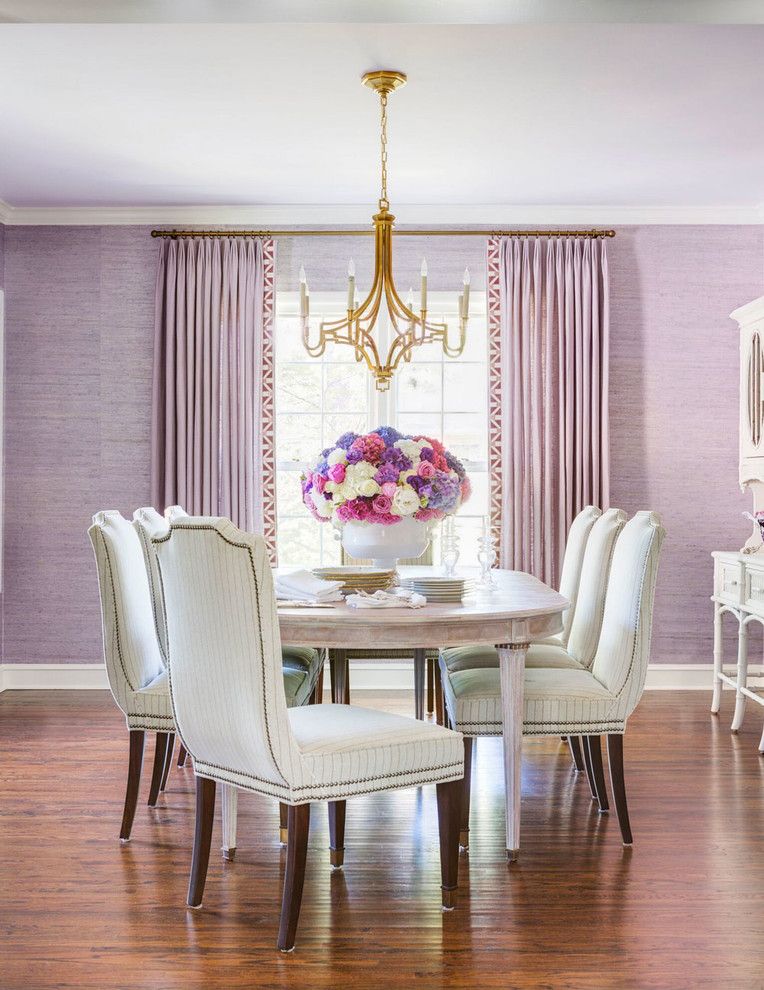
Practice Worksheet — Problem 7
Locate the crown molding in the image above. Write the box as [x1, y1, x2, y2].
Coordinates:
[0, 202, 762, 227]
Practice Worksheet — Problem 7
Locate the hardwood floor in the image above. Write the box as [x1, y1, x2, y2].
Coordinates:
[1, 689, 763, 989]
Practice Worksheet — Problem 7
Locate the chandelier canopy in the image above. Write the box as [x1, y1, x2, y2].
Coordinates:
[299, 70, 469, 391]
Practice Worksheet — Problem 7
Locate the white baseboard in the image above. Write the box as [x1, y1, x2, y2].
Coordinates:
[2, 661, 757, 694]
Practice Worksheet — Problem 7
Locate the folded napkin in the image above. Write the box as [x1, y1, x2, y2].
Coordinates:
[345, 588, 427, 609]
[275, 569, 344, 603]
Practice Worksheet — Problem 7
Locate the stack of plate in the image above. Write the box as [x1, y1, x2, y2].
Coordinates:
[312, 566, 395, 596]
[398, 575, 471, 603]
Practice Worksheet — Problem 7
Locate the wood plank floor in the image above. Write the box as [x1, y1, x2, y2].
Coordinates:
[1, 689, 763, 990]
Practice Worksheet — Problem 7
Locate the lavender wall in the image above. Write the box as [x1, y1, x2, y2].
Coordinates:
[1, 224, 762, 666]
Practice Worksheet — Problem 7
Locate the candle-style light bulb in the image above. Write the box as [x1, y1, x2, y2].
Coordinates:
[299, 265, 308, 317]
[420, 257, 428, 312]
[462, 266, 470, 318]
[347, 258, 356, 311]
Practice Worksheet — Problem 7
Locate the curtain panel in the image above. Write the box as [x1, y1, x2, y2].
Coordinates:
[487, 235, 610, 587]
[151, 236, 277, 560]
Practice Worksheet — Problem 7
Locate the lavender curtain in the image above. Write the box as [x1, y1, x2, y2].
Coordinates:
[492, 236, 609, 586]
[151, 236, 275, 541]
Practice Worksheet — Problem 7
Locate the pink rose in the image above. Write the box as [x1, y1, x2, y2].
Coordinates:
[328, 463, 346, 484]
[417, 461, 436, 479]
[415, 507, 443, 522]
[336, 503, 353, 523]
[381, 481, 397, 498]
[372, 494, 392, 514]
[314, 474, 327, 494]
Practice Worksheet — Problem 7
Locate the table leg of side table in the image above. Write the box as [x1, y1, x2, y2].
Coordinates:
[497, 642, 528, 863]
[711, 601, 723, 714]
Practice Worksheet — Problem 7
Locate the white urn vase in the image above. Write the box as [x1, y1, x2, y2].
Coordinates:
[341, 517, 431, 570]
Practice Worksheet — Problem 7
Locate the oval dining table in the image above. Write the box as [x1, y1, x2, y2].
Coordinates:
[220, 566, 567, 864]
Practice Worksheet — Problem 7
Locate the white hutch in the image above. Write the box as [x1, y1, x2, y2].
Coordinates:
[711, 295, 764, 750]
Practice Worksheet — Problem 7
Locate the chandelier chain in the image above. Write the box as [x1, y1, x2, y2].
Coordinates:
[379, 91, 389, 210]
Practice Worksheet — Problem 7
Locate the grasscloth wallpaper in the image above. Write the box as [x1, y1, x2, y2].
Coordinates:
[1, 224, 762, 666]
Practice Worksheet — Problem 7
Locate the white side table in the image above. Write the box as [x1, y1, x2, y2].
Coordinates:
[712, 551, 764, 752]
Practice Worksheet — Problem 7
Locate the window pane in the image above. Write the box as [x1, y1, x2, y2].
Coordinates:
[277, 412, 321, 463]
[444, 413, 487, 462]
[276, 363, 322, 413]
[277, 470, 306, 517]
[277, 516, 322, 567]
[396, 363, 442, 413]
[396, 412, 442, 439]
[323, 412, 368, 447]
[324, 363, 368, 413]
[443, 363, 487, 413]
[462, 469, 489, 517]
[275, 315, 310, 363]
[458, 316, 489, 363]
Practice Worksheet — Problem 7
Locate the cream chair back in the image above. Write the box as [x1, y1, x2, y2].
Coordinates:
[557, 505, 601, 644]
[153, 516, 301, 790]
[88, 511, 166, 714]
[165, 505, 188, 522]
[591, 511, 665, 717]
[132, 506, 171, 661]
[566, 508, 628, 667]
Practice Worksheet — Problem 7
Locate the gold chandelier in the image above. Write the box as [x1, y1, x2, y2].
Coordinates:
[299, 70, 469, 391]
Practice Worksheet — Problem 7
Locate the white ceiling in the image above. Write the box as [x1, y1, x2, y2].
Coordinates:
[0, 20, 762, 215]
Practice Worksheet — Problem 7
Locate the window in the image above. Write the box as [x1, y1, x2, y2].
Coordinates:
[274, 290, 488, 566]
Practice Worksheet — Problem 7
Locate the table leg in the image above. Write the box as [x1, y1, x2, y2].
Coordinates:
[330, 649, 348, 705]
[221, 784, 238, 861]
[497, 642, 528, 863]
[731, 618, 748, 733]
[711, 601, 723, 714]
[413, 649, 426, 720]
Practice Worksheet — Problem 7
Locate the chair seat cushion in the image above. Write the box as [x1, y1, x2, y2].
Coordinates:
[281, 645, 320, 671]
[441, 664, 625, 737]
[440, 642, 583, 672]
[285, 703, 464, 801]
[282, 647, 322, 708]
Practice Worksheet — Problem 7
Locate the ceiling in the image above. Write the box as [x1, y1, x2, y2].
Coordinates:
[0, 17, 762, 216]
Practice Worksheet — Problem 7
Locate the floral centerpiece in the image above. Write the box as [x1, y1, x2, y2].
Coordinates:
[301, 426, 471, 568]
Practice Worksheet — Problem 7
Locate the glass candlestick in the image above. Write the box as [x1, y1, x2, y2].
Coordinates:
[477, 518, 497, 588]
[441, 517, 460, 577]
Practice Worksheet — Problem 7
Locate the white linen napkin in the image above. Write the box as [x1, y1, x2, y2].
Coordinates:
[345, 588, 427, 609]
[275, 569, 344, 603]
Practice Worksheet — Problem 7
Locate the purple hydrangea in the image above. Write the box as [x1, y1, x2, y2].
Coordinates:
[336, 431, 359, 451]
[375, 463, 400, 485]
[372, 425, 403, 447]
[346, 447, 365, 464]
[380, 447, 413, 472]
[419, 446, 435, 463]
[425, 472, 461, 512]
[445, 451, 466, 479]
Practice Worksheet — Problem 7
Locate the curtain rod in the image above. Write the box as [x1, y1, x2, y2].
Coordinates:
[150, 228, 615, 239]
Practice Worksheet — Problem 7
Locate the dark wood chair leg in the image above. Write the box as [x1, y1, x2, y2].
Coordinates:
[426, 657, 435, 715]
[120, 730, 145, 841]
[343, 654, 350, 704]
[278, 803, 311, 952]
[434, 663, 445, 726]
[460, 737, 473, 850]
[313, 653, 325, 704]
[279, 801, 289, 845]
[177, 744, 188, 768]
[159, 732, 175, 792]
[436, 779, 461, 910]
[581, 732, 598, 801]
[187, 776, 216, 907]
[568, 735, 585, 772]
[414, 648, 426, 720]
[607, 734, 633, 845]
[585, 735, 609, 813]
[147, 732, 170, 806]
[328, 800, 346, 868]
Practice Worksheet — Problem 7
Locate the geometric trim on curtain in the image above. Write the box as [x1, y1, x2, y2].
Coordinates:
[261, 238, 277, 563]
[486, 236, 504, 554]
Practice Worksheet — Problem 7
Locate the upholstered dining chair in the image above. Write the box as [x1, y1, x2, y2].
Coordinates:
[440, 511, 664, 849]
[133, 505, 324, 858]
[88, 511, 181, 841]
[440, 507, 627, 818]
[153, 516, 464, 951]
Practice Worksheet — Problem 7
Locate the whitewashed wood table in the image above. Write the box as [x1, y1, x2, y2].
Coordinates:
[272, 565, 567, 862]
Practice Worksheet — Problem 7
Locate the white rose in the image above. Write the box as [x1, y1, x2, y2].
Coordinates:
[357, 478, 380, 498]
[392, 484, 420, 516]
[311, 487, 333, 517]
[327, 448, 348, 466]
[345, 462, 377, 485]
[394, 439, 421, 462]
